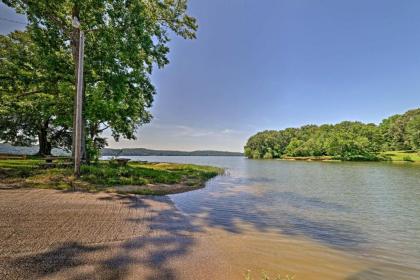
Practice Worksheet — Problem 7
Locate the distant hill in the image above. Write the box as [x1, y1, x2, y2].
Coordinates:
[0, 143, 243, 157]
[0, 143, 68, 156]
[101, 148, 243, 157]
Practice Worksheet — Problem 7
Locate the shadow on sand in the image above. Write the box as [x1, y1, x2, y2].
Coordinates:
[0, 177, 397, 279]
[173, 176, 366, 250]
[1, 195, 203, 280]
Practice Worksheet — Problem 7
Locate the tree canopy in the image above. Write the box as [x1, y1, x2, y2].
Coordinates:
[0, 30, 73, 155]
[1, 0, 197, 157]
[244, 108, 420, 160]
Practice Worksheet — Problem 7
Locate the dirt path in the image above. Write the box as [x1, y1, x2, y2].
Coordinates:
[0, 189, 229, 280]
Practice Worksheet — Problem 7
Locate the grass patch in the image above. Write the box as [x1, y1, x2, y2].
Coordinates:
[0, 159, 43, 179]
[380, 150, 420, 162]
[0, 159, 223, 194]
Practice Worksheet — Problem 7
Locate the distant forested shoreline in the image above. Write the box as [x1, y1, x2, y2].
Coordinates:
[102, 148, 243, 157]
[0, 144, 243, 157]
[244, 108, 420, 161]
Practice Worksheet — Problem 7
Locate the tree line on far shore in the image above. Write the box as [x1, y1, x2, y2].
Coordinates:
[244, 108, 420, 161]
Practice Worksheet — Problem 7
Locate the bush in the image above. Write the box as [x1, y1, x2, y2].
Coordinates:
[403, 155, 414, 162]
[263, 152, 273, 159]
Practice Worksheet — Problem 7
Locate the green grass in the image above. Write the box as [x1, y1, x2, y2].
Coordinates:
[380, 150, 420, 162]
[0, 159, 223, 194]
[0, 159, 43, 179]
[80, 162, 221, 186]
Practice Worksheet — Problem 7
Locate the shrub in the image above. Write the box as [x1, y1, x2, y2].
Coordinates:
[403, 155, 414, 162]
[263, 152, 273, 159]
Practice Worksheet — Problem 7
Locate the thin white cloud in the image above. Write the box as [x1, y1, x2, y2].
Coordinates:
[103, 121, 250, 152]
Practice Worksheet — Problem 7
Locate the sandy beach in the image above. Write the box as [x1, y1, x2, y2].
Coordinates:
[0, 189, 229, 280]
[1, 188, 418, 280]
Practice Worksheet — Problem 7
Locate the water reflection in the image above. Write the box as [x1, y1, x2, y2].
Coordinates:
[116, 156, 420, 278]
[173, 175, 365, 249]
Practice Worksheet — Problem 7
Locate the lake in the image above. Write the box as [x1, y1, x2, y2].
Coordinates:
[105, 156, 420, 279]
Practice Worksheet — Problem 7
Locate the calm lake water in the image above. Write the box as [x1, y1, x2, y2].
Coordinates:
[106, 156, 420, 279]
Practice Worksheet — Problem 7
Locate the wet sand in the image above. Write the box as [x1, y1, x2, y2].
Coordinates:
[0, 189, 229, 280]
[204, 227, 370, 279]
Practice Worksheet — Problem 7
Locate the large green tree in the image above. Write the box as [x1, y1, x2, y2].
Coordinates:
[0, 30, 73, 155]
[244, 108, 420, 161]
[406, 114, 420, 150]
[244, 120, 386, 160]
[3, 0, 197, 159]
[379, 109, 420, 151]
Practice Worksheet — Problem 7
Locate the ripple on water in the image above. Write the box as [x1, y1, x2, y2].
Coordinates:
[122, 156, 420, 279]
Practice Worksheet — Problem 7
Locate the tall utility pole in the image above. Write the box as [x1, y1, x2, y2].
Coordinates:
[73, 17, 84, 177]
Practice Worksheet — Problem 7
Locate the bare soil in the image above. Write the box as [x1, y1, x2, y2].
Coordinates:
[0, 189, 229, 280]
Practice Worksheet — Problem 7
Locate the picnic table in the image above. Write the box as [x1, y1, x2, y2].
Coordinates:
[114, 158, 131, 166]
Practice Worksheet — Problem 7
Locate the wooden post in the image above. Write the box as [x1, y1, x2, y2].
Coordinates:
[74, 30, 84, 177]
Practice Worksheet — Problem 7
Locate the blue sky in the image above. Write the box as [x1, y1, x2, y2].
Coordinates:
[2, 1, 420, 152]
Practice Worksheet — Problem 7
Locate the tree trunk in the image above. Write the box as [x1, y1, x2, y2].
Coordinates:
[37, 123, 52, 156]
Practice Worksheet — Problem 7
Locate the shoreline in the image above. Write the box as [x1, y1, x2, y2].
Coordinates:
[2, 171, 420, 279]
[0, 189, 392, 280]
[111, 182, 207, 195]
[246, 150, 420, 163]
[0, 159, 223, 195]
[249, 156, 420, 163]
